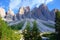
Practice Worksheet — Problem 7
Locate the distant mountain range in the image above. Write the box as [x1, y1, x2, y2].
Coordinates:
[0, 4, 56, 32]
[0, 4, 59, 22]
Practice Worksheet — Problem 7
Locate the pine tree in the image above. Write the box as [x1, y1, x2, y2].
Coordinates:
[31, 21, 42, 40]
[23, 22, 31, 40]
[55, 11, 60, 40]
[23, 21, 42, 40]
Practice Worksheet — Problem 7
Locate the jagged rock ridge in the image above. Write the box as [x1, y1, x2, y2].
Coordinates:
[0, 4, 58, 22]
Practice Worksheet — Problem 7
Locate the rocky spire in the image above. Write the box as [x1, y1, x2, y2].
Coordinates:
[0, 7, 6, 18]
[19, 7, 25, 15]
[5, 8, 16, 22]
[50, 9, 59, 21]
[25, 6, 30, 12]
[7, 8, 15, 16]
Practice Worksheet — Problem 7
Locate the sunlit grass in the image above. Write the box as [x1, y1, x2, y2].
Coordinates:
[0, 17, 21, 40]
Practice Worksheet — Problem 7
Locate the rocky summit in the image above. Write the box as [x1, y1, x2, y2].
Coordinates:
[0, 7, 6, 18]
[0, 4, 58, 23]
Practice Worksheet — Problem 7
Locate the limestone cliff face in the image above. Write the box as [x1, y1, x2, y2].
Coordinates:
[5, 9, 15, 22]
[25, 6, 30, 12]
[31, 4, 54, 21]
[19, 7, 25, 15]
[16, 7, 25, 20]
[24, 6, 31, 18]
[0, 4, 58, 22]
[50, 9, 59, 21]
[7, 9, 14, 16]
[0, 8, 5, 18]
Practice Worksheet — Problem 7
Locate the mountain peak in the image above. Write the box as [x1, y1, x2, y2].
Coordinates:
[0, 8, 6, 18]
[40, 4, 46, 7]
[19, 7, 25, 15]
[52, 9, 59, 12]
[25, 6, 30, 12]
[7, 8, 15, 16]
[41, 4, 46, 6]
[39, 4, 47, 9]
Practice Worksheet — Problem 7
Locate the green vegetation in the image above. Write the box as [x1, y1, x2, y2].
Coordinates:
[55, 11, 60, 40]
[0, 15, 57, 40]
[23, 21, 42, 40]
[31, 21, 42, 40]
[10, 21, 24, 30]
[55, 11, 60, 32]
[23, 22, 31, 40]
[42, 33, 56, 40]
[42, 22, 54, 28]
[0, 17, 21, 40]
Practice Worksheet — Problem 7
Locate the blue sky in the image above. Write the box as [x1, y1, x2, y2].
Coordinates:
[0, 0, 60, 13]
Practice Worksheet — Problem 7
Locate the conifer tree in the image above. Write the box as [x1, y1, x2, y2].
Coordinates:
[31, 21, 42, 40]
[55, 11, 60, 40]
[23, 21, 42, 40]
[23, 22, 31, 40]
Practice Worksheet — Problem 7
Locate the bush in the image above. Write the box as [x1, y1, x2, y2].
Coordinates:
[49, 33, 56, 40]
[42, 33, 56, 40]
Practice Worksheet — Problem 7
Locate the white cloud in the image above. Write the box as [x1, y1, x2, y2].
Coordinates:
[9, 0, 21, 9]
[9, 0, 53, 10]
[45, 0, 53, 4]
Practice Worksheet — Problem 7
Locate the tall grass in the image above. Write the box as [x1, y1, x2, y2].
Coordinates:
[0, 18, 21, 40]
